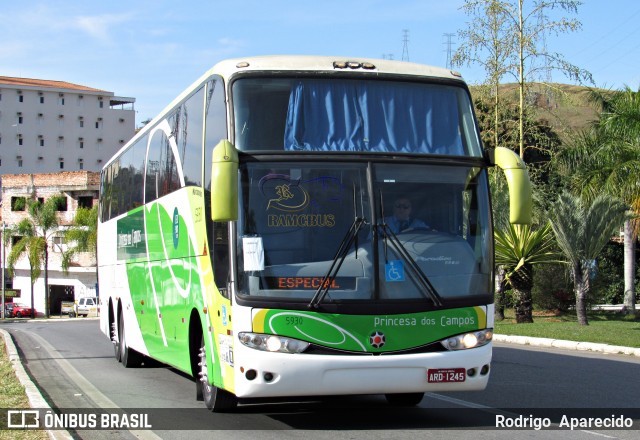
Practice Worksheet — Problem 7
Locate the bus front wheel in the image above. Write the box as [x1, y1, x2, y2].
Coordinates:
[198, 336, 237, 412]
[384, 392, 424, 406]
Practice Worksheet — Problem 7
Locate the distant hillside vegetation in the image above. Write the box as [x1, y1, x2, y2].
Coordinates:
[469, 83, 603, 141]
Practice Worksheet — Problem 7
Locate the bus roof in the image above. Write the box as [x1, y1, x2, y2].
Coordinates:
[208, 55, 464, 82]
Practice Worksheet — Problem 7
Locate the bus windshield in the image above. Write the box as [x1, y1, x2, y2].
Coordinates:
[236, 161, 492, 307]
[232, 77, 482, 156]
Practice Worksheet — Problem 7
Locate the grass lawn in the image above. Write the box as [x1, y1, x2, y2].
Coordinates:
[494, 310, 640, 348]
[0, 338, 48, 440]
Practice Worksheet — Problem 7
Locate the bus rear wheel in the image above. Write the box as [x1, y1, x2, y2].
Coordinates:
[198, 336, 237, 412]
[384, 392, 424, 406]
[118, 312, 143, 368]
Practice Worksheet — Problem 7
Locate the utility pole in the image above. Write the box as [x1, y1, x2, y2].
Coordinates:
[1, 222, 5, 320]
[443, 33, 455, 69]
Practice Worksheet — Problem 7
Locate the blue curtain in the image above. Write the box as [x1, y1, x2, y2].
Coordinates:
[284, 80, 464, 155]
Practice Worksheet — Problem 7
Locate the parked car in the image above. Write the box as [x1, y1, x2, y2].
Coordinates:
[75, 297, 98, 317]
[12, 303, 34, 318]
[3, 302, 14, 318]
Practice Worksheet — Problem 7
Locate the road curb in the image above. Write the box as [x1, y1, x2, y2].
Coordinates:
[494, 333, 640, 357]
[0, 328, 73, 440]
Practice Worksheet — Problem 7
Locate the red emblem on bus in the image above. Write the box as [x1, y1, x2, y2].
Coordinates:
[369, 331, 386, 348]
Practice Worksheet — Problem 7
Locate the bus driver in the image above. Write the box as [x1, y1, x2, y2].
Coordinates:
[384, 197, 430, 234]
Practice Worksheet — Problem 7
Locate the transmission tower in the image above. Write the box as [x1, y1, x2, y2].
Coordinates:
[538, 12, 552, 84]
[401, 29, 409, 61]
[443, 33, 455, 69]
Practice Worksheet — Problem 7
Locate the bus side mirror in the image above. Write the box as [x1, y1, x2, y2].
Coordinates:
[210, 140, 239, 221]
[493, 147, 532, 225]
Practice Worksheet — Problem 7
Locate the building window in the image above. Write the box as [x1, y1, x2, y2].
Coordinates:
[78, 196, 94, 209]
[18, 94, 23, 103]
[79, 139, 84, 149]
[52, 236, 66, 252]
[99, 98, 104, 108]
[59, 160, 64, 170]
[11, 197, 26, 211]
[18, 136, 23, 146]
[40, 138, 44, 147]
[79, 119, 84, 128]
[79, 161, 84, 170]
[58, 94, 65, 105]
[17, 114, 23, 124]
[55, 196, 68, 211]
[17, 159, 23, 168]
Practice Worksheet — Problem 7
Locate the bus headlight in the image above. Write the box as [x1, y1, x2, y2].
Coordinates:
[441, 329, 493, 351]
[238, 332, 310, 354]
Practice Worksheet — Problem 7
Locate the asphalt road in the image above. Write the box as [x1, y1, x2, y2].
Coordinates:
[1, 318, 639, 440]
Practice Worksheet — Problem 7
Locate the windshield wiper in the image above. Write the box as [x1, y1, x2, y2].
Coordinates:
[308, 216, 366, 309]
[376, 223, 444, 307]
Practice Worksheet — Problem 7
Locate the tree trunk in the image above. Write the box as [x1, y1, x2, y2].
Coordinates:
[574, 265, 589, 325]
[518, 0, 525, 159]
[623, 220, 636, 314]
[511, 264, 533, 323]
[495, 265, 506, 321]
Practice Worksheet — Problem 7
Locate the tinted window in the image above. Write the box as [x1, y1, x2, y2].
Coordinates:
[170, 86, 205, 187]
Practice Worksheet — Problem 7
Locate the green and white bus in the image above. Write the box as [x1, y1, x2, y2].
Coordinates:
[98, 56, 531, 411]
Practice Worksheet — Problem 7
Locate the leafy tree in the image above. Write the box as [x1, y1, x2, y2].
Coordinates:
[62, 206, 98, 273]
[7, 195, 65, 318]
[454, 0, 515, 151]
[457, 0, 591, 322]
[495, 222, 561, 322]
[6, 222, 44, 319]
[555, 86, 640, 314]
[456, 0, 592, 157]
[549, 192, 630, 325]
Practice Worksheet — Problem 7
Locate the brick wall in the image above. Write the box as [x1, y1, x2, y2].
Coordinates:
[1, 171, 100, 226]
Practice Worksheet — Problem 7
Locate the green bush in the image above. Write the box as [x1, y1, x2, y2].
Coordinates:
[591, 241, 640, 304]
[532, 263, 573, 311]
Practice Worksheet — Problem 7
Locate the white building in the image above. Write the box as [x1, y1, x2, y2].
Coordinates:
[0, 76, 135, 174]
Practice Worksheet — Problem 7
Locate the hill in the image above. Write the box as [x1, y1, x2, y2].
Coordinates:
[470, 83, 602, 141]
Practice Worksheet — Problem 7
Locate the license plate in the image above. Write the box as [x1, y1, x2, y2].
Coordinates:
[427, 368, 466, 383]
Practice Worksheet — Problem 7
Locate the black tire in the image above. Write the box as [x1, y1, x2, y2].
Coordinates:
[69, 311, 75, 318]
[198, 336, 237, 412]
[16, 312, 22, 318]
[113, 313, 122, 362]
[119, 312, 143, 368]
[384, 392, 425, 406]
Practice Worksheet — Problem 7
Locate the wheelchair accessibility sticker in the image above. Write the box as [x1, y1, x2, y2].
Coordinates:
[385, 260, 405, 282]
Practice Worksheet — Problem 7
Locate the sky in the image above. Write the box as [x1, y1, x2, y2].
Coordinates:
[2, 0, 639, 124]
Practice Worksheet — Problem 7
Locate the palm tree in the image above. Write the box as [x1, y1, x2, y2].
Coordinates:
[61, 205, 98, 273]
[495, 222, 560, 323]
[549, 192, 630, 325]
[7, 221, 44, 319]
[7, 196, 64, 318]
[555, 86, 640, 314]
